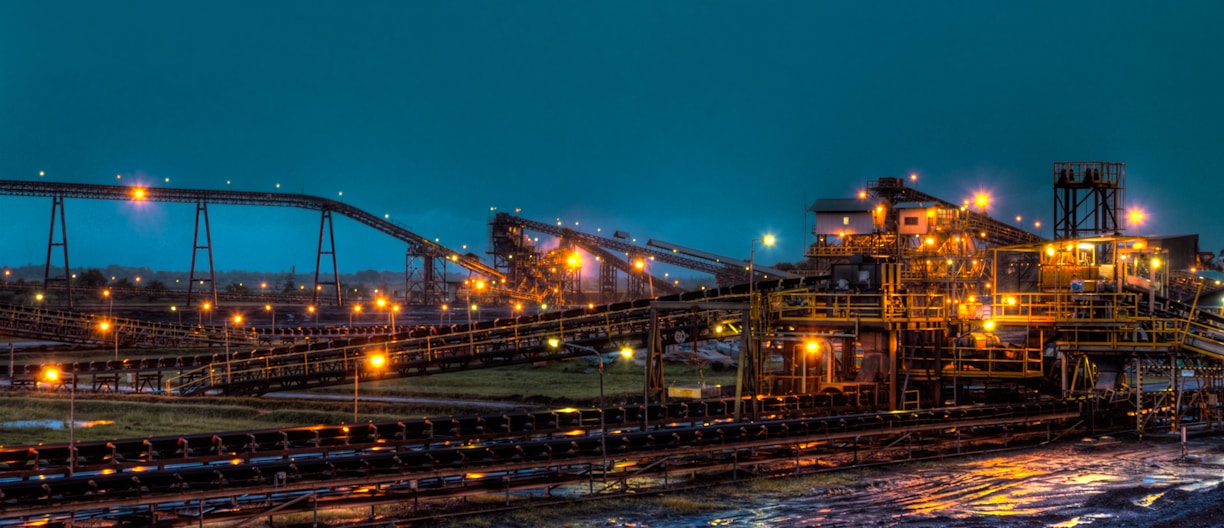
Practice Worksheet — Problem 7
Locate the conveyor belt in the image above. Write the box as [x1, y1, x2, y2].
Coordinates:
[0, 400, 1083, 525]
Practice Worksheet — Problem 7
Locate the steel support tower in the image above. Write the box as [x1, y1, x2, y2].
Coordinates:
[1053, 161, 1125, 240]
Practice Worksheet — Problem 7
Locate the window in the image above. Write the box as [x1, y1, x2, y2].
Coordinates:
[843, 216, 850, 225]
[903, 216, 919, 226]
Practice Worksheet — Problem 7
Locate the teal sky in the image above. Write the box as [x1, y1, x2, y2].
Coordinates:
[2, 1, 1222, 275]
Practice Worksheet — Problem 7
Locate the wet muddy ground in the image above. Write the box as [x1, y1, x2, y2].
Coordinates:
[590, 435, 1224, 527]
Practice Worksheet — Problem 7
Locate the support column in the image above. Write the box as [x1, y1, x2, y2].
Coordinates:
[598, 258, 616, 304]
[312, 210, 343, 307]
[1136, 355, 1143, 440]
[406, 246, 447, 306]
[43, 194, 72, 309]
[888, 330, 899, 411]
[646, 307, 664, 403]
[734, 298, 759, 422]
[186, 201, 217, 309]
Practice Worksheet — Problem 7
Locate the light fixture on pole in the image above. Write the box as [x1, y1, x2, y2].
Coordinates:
[633, 258, 654, 298]
[99, 321, 119, 361]
[737, 234, 775, 422]
[34, 293, 44, 325]
[265, 304, 275, 337]
[1129, 209, 1145, 236]
[376, 297, 388, 332]
[42, 367, 76, 475]
[355, 353, 386, 423]
[225, 314, 242, 385]
[391, 305, 400, 337]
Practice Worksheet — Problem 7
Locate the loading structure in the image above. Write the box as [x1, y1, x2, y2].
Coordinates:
[790, 163, 1224, 436]
[488, 212, 799, 306]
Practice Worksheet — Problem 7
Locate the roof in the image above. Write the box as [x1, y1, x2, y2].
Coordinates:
[893, 201, 935, 210]
[809, 198, 871, 213]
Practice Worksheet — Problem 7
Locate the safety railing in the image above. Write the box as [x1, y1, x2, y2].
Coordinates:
[943, 346, 1043, 379]
[772, 292, 947, 323]
[988, 291, 1142, 325]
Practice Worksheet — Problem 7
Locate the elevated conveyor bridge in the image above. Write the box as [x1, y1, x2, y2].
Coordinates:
[0, 179, 503, 308]
[489, 212, 798, 304]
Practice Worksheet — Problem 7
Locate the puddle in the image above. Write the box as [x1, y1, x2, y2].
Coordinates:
[1, 419, 115, 429]
[590, 439, 1224, 528]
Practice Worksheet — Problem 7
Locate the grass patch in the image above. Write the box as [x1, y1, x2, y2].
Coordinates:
[0, 394, 502, 446]
[313, 360, 736, 405]
[2, 346, 737, 448]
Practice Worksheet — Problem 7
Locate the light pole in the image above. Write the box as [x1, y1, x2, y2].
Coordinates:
[103, 289, 112, 319]
[468, 303, 478, 354]
[355, 353, 386, 423]
[200, 302, 211, 326]
[308, 305, 316, 326]
[376, 297, 387, 332]
[350, 304, 362, 329]
[802, 341, 819, 393]
[550, 339, 611, 482]
[737, 234, 775, 422]
[513, 303, 523, 349]
[633, 258, 654, 298]
[42, 367, 76, 475]
[1129, 209, 1145, 236]
[265, 304, 275, 338]
[34, 293, 44, 325]
[99, 321, 119, 361]
[440, 304, 448, 326]
[225, 314, 242, 385]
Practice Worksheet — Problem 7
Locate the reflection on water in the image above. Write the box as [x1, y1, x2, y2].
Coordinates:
[595, 438, 1224, 527]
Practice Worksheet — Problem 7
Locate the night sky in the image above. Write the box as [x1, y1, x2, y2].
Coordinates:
[2, 2, 1222, 276]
